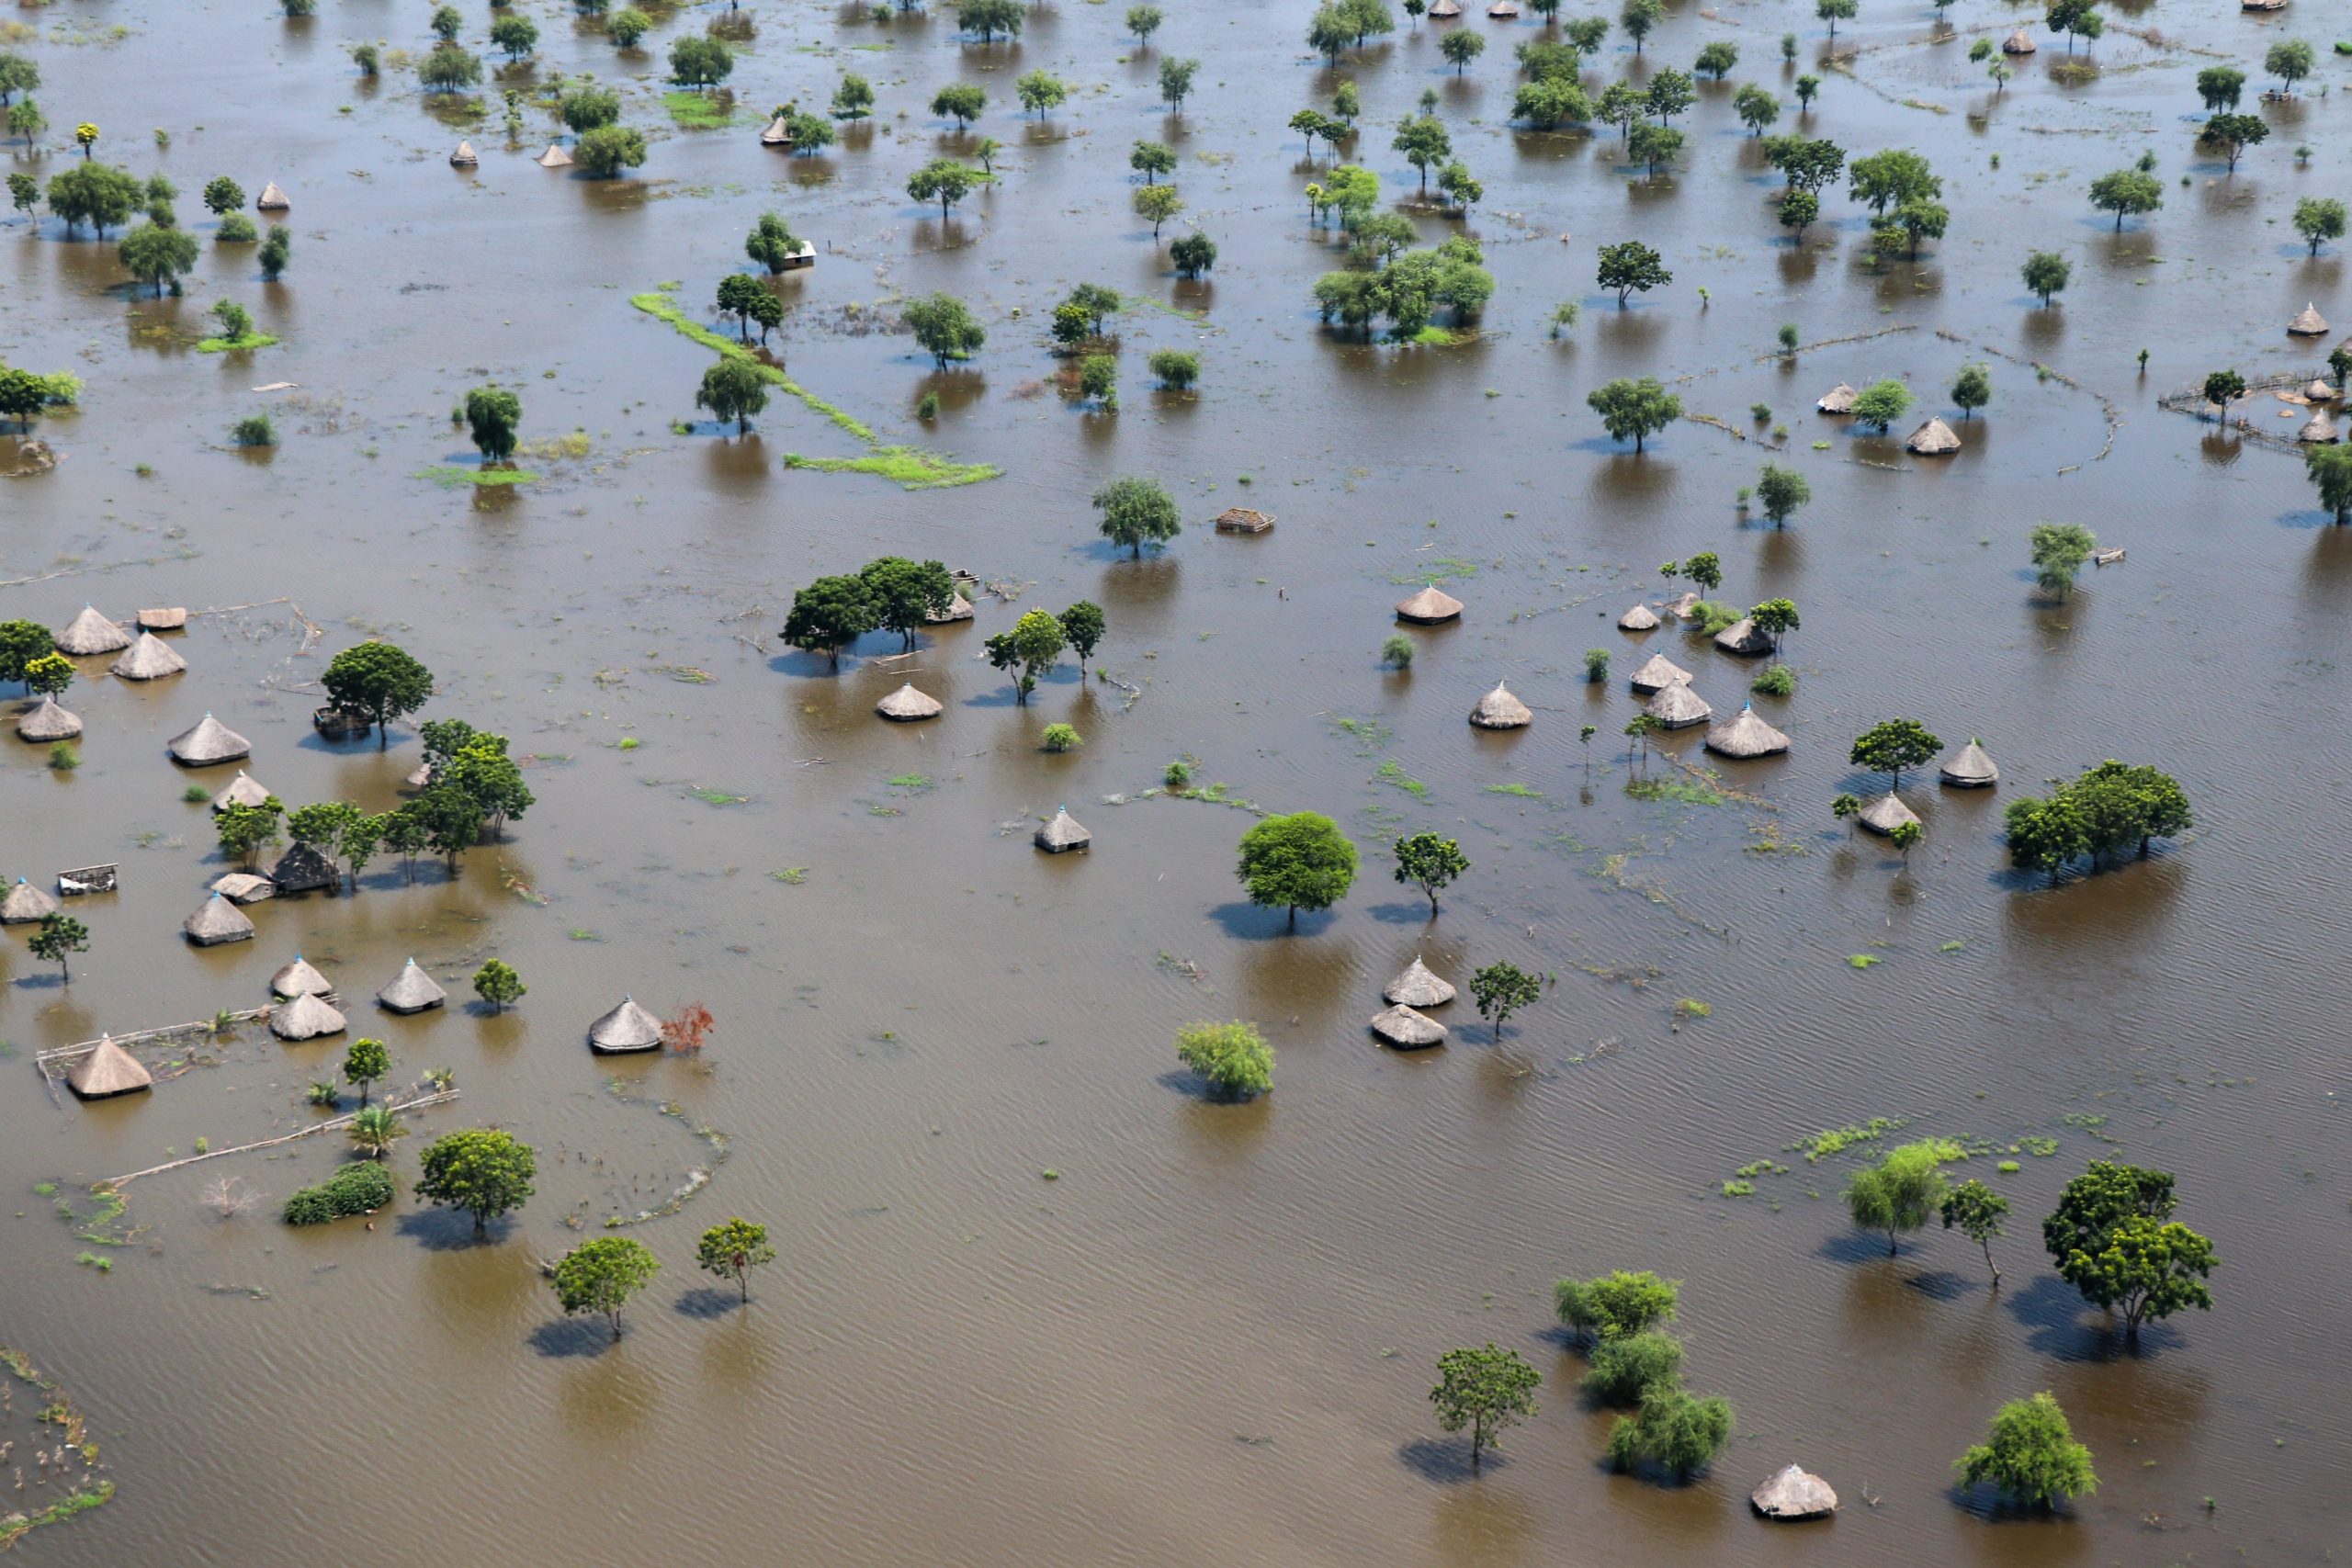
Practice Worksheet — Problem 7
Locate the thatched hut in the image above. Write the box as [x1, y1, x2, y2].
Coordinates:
[1858, 793, 1920, 835]
[1713, 617, 1774, 656]
[2307, 378, 2336, 402]
[17, 695, 81, 742]
[1618, 604, 1659, 631]
[168, 712, 251, 765]
[1215, 507, 1275, 533]
[2001, 28, 2037, 52]
[1629, 652, 1691, 694]
[1468, 682, 1533, 729]
[378, 957, 447, 1014]
[1430, 0, 1461, 15]
[255, 181, 290, 209]
[1704, 703, 1791, 759]
[269, 842, 338, 895]
[210, 871, 276, 904]
[450, 141, 479, 167]
[1645, 682, 1713, 728]
[2300, 410, 2340, 444]
[1815, 383, 1858, 413]
[111, 631, 187, 681]
[876, 682, 944, 722]
[1751, 1464, 1838, 1520]
[1395, 585, 1464, 624]
[1939, 739, 1999, 787]
[212, 770, 273, 812]
[2241, 0, 2286, 11]
[1664, 590, 1702, 620]
[760, 115, 794, 147]
[184, 892, 256, 945]
[589, 995, 665, 1053]
[2, 876, 59, 924]
[269, 992, 347, 1042]
[270, 954, 333, 999]
[55, 605, 130, 656]
[1384, 956, 1457, 1008]
[1487, 0, 1521, 15]
[924, 594, 975, 625]
[1370, 1004, 1446, 1048]
[68, 1037, 153, 1100]
[137, 607, 187, 632]
[2290, 302, 2330, 337]
[536, 143, 573, 168]
[1035, 806, 1091, 853]
[1906, 417, 1962, 456]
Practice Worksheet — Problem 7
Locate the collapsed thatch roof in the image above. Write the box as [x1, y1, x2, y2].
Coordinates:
[168, 712, 251, 765]
[17, 694, 81, 742]
[1214, 506, 1275, 533]
[536, 143, 573, 168]
[55, 604, 130, 656]
[1939, 738, 1999, 787]
[2001, 27, 2038, 52]
[450, 141, 479, 166]
[1859, 793, 1921, 835]
[589, 995, 665, 1053]
[68, 1036, 153, 1099]
[1815, 383, 1858, 413]
[2290, 302, 2330, 337]
[137, 607, 187, 630]
[1618, 603, 1660, 632]
[760, 115, 794, 146]
[1394, 585, 1464, 624]
[212, 770, 273, 812]
[1664, 590, 1702, 620]
[1469, 682, 1532, 729]
[256, 181, 290, 209]
[270, 954, 333, 998]
[1906, 417, 1962, 455]
[1645, 682, 1713, 728]
[270, 842, 338, 894]
[210, 871, 276, 904]
[1, 876, 59, 924]
[924, 593, 975, 624]
[1629, 652, 1691, 694]
[1370, 1003, 1446, 1048]
[184, 891, 256, 945]
[1384, 956, 1457, 1009]
[876, 682, 944, 721]
[1713, 617, 1774, 656]
[1704, 703, 1791, 759]
[1751, 1464, 1838, 1519]
[2300, 410, 2340, 444]
[269, 991, 347, 1042]
[378, 957, 447, 1014]
[1035, 806, 1091, 852]
[111, 631, 187, 681]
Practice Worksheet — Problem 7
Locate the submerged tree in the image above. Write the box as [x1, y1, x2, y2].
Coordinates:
[1955, 1393, 2097, 1510]
[1430, 1345, 1541, 1470]
[1596, 239, 1671, 305]
[415, 1128, 537, 1239]
[1092, 474, 1181, 558]
[1845, 1140, 1951, 1256]
[1173, 1020, 1275, 1100]
[783, 575, 878, 669]
[28, 911, 87, 983]
[2029, 522, 2097, 599]
[1942, 1179, 2011, 1287]
[553, 1236, 660, 1339]
[981, 608, 1065, 705]
[1849, 718, 1941, 792]
[1392, 831, 1469, 915]
[1587, 377, 1681, 452]
[696, 1217, 778, 1303]
[696, 355, 770, 434]
[1554, 1270, 1679, 1344]
[902, 291, 985, 366]
[322, 640, 434, 749]
[462, 385, 522, 464]
[1468, 961, 1541, 1043]
[1237, 812, 1358, 929]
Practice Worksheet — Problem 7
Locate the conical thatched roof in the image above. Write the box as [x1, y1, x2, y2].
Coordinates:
[1713, 617, 1774, 656]
[1939, 738, 1999, 787]
[2001, 27, 2037, 52]
[1469, 682, 1532, 729]
[1487, 0, 1521, 15]
[269, 991, 347, 1042]
[55, 605, 130, 656]
[68, 1037, 153, 1099]
[1645, 682, 1713, 728]
[2307, 378, 2337, 402]
[536, 142, 573, 168]
[184, 891, 256, 945]
[256, 181, 290, 209]
[1370, 1003, 1446, 1049]
[1035, 806, 1091, 852]
[876, 682, 944, 721]
[1815, 383, 1858, 413]
[1394, 585, 1464, 624]
[2290, 302, 2330, 337]
[17, 695, 81, 741]
[212, 770, 273, 811]
[168, 712, 251, 765]
[138, 607, 187, 630]
[1430, 0, 1460, 15]
[760, 115, 793, 146]
[1905, 417, 1962, 455]
[1618, 603, 1660, 631]
[270, 954, 333, 998]
[111, 631, 187, 681]
[1629, 652, 1691, 693]
[1705, 703, 1791, 759]
[378, 957, 447, 1014]
[1858, 792, 1920, 835]
[1664, 590, 1702, 620]
[210, 871, 276, 903]
[1384, 956, 1457, 1008]
[1751, 1464, 1838, 1519]
[450, 141, 479, 166]
[924, 593, 976, 624]
[269, 842, 337, 894]
[2300, 410, 2340, 444]
[1, 877, 59, 924]
[589, 995, 664, 1053]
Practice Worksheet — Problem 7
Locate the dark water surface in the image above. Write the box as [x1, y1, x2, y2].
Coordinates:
[5, 0, 2350, 1562]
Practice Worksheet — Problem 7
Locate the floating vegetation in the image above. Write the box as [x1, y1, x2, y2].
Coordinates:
[1672, 998, 1711, 1020]
[651, 665, 717, 684]
[1388, 557, 1480, 586]
[1790, 1119, 1908, 1162]
[767, 866, 808, 885]
[887, 773, 933, 794]
[1486, 783, 1544, 798]
[1627, 776, 1728, 807]
[1939, 939, 1968, 953]
[1847, 953, 1882, 969]
[2014, 1135, 2061, 1157]
[1374, 759, 1428, 797]
[500, 864, 549, 906]
[1328, 715, 1393, 755]
[413, 464, 539, 489]
[686, 785, 752, 807]
[1154, 951, 1206, 981]
[0, 1343, 114, 1551]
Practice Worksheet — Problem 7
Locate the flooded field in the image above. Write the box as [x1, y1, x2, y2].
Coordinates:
[4, 0, 2351, 1562]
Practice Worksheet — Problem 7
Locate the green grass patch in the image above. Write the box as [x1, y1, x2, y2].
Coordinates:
[195, 333, 280, 354]
[1374, 760, 1428, 797]
[0, 1480, 115, 1549]
[1626, 776, 1726, 807]
[1485, 783, 1544, 799]
[1409, 324, 1474, 346]
[1846, 953, 1882, 969]
[887, 773, 933, 794]
[414, 465, 539, 489]
[768, 866, 808, 884]
[663, 89, 749, 129]
[1388, 557, 1480, 586]
[1789, 1118, 1906, 1162]
[687, 785, 752, 806]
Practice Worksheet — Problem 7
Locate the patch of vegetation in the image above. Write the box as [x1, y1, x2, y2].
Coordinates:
[282, 1162, 395, 1225]
[887, 773, 934, 794]
[1847, 953, 1882, 969]
[1388, 557, 1480, 586]
[663, 89, 749, 130]
[1329, 715, 1393, 754]
[1626, 776, 1727, 807]
[1374, 760, 1428, 797]
[414, 464, 539, 489]
[195, 333, 281, 354]
[686, 786, 752, 806]
[1789, 1118, 1907, 1162]
[767, 866, 808, 884]
[1485, 783, 1544, 799]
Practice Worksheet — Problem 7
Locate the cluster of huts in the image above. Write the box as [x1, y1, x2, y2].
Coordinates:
[14, 605, 195, 741]
[1814, 384, 1961, 457]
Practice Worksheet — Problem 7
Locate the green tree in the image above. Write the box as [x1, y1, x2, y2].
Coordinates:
[490, 13, 537, 59]
[696, 1217, 777, 1303]
[1622, 0, 1663, 54]
[2293, 197, 2346, 256]
[982, 609, 1064, 705]
[1392, 831, 1468, 915]
[417, 44, 484, 95]
[1595, 240, 1670, 305]
[415, 1128, 536, 1239]
[1733, 84, 1779, 136]
[1942, 1179, 2010, 1286]
[1393, 114, 1452, 193]
[1555, 1270, 1679, 1344]
[697, 355, 770, 434]
[6, 97, 43, 153]
[2004, 792, 2091, 885]
[2199, 113, 2267, 175]
[117, 221, 198, 296]
[462, 385, 522, 463]
[1587, 377, 1681, 452]
[1845, 1139, 1951, 1256]
[2045, 0, 2098, 51]
[2308, 442, 2352, 524]
[1794, 73, 1822, 110]
[0, 619, 53, 691]
[783, 574, 877, 669]
[1645, 67, 1695, 123]
[1604, 1385, 1734, 1481]
[932, 83, 986, 129]
[2195, 63, 2244, 111]
[428, 4, 462, 39]
[1951, 361, 1992, 421]
[258, 224, 292, 278]
[1693, 39, 1737, 80]
[472, 958, 526, 1013]
[1015, 68, 1067, 119]
[2054, 1208, 2214, 1340]
[2030, 521, 2097, 599]
[2203, 367, 2245, 423]
[860, 556, 956, 649]
[2089, 167, 2162, 229]
[1174, 1021, 1274, 1100]
[1627, 123, 1684, 175]
[28, 911, 87, 982]
[1778, 189, 1819, 239]
[2266, 37, 2313, 96]
[1749, 599, 1800, 657]
[669, 34, 734, 91]
[1754, 464, 1809, 528]
[342, 1037, 390, 1107]
[1849, 378, 1913, 433]
[1849, 149, 1939, 216]
[907, 159, 978, 220]
[2021, 249, 2070, 307]
[1159, 56, 1199, 112]
[1468, 960, 1540, 1043]
[607, 8, 650, 48]
[0, 51, 40, 106]
[1955, 1393, 2097, 1509]
[322, 640, 434, 749]
[1237, 812, 1357, 928]
[2044, 1159, 2174, 1258]
[1060, 599, 1105, 666]
[831, 73, 875, 119]
[1439, 29, 1484, 74]
[1578, 1330, 1683, 1404]
[715, 273, 770, 342]
[22, 651, 73, 700]
[902, 290, 984, 365]
[1430, 1345, 1541, 1470]
[217, 796, 287, 870]
[1307, 6, 1352, 66]
[552, 1236, 660, 1338]
[1849, 717, 1940, 791]
[1127, 5, 1164, 45]
[1129, 139, 1176, 186]
[1596, 80, 1645, 141]
[7, 173, 38, 220]
[957, 0, 1023, 42]
[1815, 0, 1856, 38]
[742, 210, 799, 275]
[1765, 134, 1845, 194]
[1170, 231, 1216, 278]
[576, 124, 647, 178]
[1134, 183, 1182, 238]
[1092, 473, 1181, 558]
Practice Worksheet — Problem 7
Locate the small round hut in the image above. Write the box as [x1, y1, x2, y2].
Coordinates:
[377, 957, 447, 1014]
[212, 770, 274, 812]
[168, 712, 252, 766]
[1751, 1465, 1838, 1520]
[1704, 703, 1791, 759]
[1906, 418, 1962, 456]
[255, 182, 290, 209]
[925, 594, 976, 625]
[1035, 806, 1091, 853]
[2300, 410, 2339, 444]
[111, 631, 187, 682]
[184, 891, 256, 946]
[1939, 739, 1999, 787]
[1468, 682, 1532, 729]
[1383, 956, 1457, 1008]
[876, 683, 944, 722]
[1371, 1004, 1446, 1049]
[1858, 793, 1921, 835]
[270, 954, 333, 999]
[269, 992, 347, 1043]
[1645, 682, 1713, 729]
[2290, 302, 2331, 338]
[450, 141, 479, 167]
[1394, 585, 1465, 625]
[2001, 27, 2037, 52]
[1815, 383, 1858, 413]
[760, 115, 794, 147]
[17, 695, 81, 742]
[68, 1037, 153, 1100]
[536, 143, 573, 169]
[1629, 652, 1691, 694]
[589, 995, 665, 1053]
[2307, 378, 2337, 403]
[2, 876, 60, 924]
[55, 605, 130, 657]
[1713, 617, 1774, 657]
[1618, 604, 1660, 632]
[138, 607, 187, 632]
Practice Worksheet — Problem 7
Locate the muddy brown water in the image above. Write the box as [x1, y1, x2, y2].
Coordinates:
[3, 0, 2349, 1562]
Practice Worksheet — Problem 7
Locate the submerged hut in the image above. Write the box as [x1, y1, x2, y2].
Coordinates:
[378, 957, 447, 1014]
[1430, 0, 1462, 15]
[1487, 0, 1521, 15]
[1664, 590, 1702, 620]
[270, 954, 333, 999]
[210, 871, 275, 904]
[536, 143, 573, 168]
[1035, 806, 1091, 853]
[1371, 1004, 1446, 1049]
[1468, 682, 1533, 729]
[2290, 302, 2330, 337]
[1939, 738, 1999, 787]
[2241, 0, 2286, 11]
[212, 770, 273, 811]
[112, 631, 187, 681]
[760, 115, 794, 148]
[1751, 1465, 1838, 1520]
[589, 995, 665, 1054]
[2, 876, 59, 924]
[1618, 603, 1660, 631]
[17, 695, 82, 742]
[450, 141, 479, 167]
[875, 682, 944, 722]
[55, 605, 130, 656]
[167, 712, 251, 765]
[1395, 585, 1464, 624]
[1629, 652, 1691, 694]
[2307, 378, 2337, 402]
[137, 607, 187, 631]
[924, 594, 975, 625]
[1704, 703, 1791, 759]
[2300, 410, 2340, 444]
[184, 892, 256, 946]
[2001, 27, 2037, 53]
[1645, 682, 1713, 729]
[1858, 793, 1921, 835]
[1215, 506, 1275, 534]
[1815, 383, 1858, 413]
[67, 1037, 153, 1100]
[1384, 956, 1457, 1008]
[1906, 418, 1962, 456]
[255, 181, 290, 209]
[270, 842, 338, 895]
[269, 992, 347, 1043]
[1713, 617, 1774, 656]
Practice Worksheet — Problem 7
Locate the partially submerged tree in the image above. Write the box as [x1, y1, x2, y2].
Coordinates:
[552, 1236, 660, 1339]
[1845, 1140, 1951, 1256]
[472, 958, 526, 1013]
[981, 608, 1065, 705]
[696, 355, 770, 434]
[1092, 473, 1181, 558]
[902, 291, 985, 366]
[342, 1036, 390, 1107]
[1392, 831, 1468, 915]
[2029, 522, 2097, 600]
[1587, 377, 1681, 453]
[1430, 1344, 1541, 1471]
[415, 1127, 537, 1239]
[783, 574, 878, 669]
[1942, 1179, 2010, 1287]
[1468, 960, 1541, 1043]
[1237, 812, 1358, 929]
[323, 640, 434, 749]
[1174, 1021, 1275, 1100]
[696, 1217, 777, 1303]
[1596, 239, 1670, 305]
[1955, 1393, 2097, 1510]
[1554, 1270, 1679, 1345]
[462, 385, 522, 464]
[28, 911, 87, 983]
[1849, 717, 1941, 792]
[2088, 166, 2162, 229]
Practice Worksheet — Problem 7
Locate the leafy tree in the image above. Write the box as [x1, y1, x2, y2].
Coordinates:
[696, 355, 770, 435]
[1014, 68, 1067, 119]
[831, 73, 875, 119]
[1092, 473, 1181, 558]
[1815, 0, 1856, 38]
[490, 13, 538, 59]
[1754, 464, 1809, 528]
[1237, 812, 1357, 928]
[1148, 349, 1201, 392]
[1849, 378, 1913, 433]
[2045, 0, 2099, 52]
[1733, 85, 1779, 136]
[2070, 761, 2190, 861]
[7, 173, 37, 220]
[696, 1217, 777, 1303]
[576, 124, 648, 178]
[1951, 361, 1992, 421]
[2195, 64, 2244, 111]
[668, 34, 734, 91]
[902, 291, 985, 365]
[607, 8, 650, 48]
[1468, 960, 1540, 1043]
[6, 95, 47, 154]
[472, 958, 526, 1013]
[1392, 831, 1468, 915]
[348, 1104, 407, 1162]
[429, 5, 462, 40]
[445, 739, 533, 837]
[322, 641, 433, 749]
[1684, 551, 1722, 595]
[1430, 1345, 1541, 1470]
[23, 651, 73, 700]
[28, 911, 87, 982]
[2266, 37, 2313, 96]
[2044, 1159, 2174, 1261]
[1170, 231, 1216, 278]
[1578, 1330, 1682, 1404]
[415, 1128, 537, 1239]
[2021, 249, 2070, 306]
[1849, 717, 1940, 791]
[1512, 76, 1593, 130]
[417, 44, 484, 95]
[2308, 442, 2352, 524]
[1587, 377, 1681, 452]
[2029, 521, 2097, 599]
[462, 386, 522, 463]
[1134, 184, 1182, 238]
[1440, 29, 1485, 74]
[1621, 0, 1663, 55]
[1159, 56, 1199, 112]
[1311, 270, 1377, 336]
[1765, 134, 1845, 195]
[2089, 167, 2162, 229]
[258, 225, 292, 279]
[1627, 123, 1684, 175]
[907, 159, 978, 219]
[1331, 79, 1363, 125]
[341, 1037, 390, 1106]
[715, 272, 770, 341]
[217, 797, 286, 870]
[2293, 197, 2346, 256]
[0, 620, 52, 691]
[1891, 197, 1947, 259]
[932, 83, 986, 130]
[1644, 67, 1695, 123]
[1778, 189, 1819, 240]
[741, 211, 800, 276]
[860, 556, 956, 648]
[1845, 1139, 1951, 1256]
[1604, 1386, 1734, 1481]
[2003, 793, 2092, 885]
[1749, 599, 1800, 658]
[552, 1236, 660, 1338]
[1554, 1270, 1679, 1344]
[1174, 1020, 1274, 1100]
[957, 0, 1023, 42]
[1595, 239, 1670, 305]
[1955, 1393, 2097, 1509]
[1129, 139, 1176, 186]
[783, 574, 877, 669]
[1794, 73, 1821, 110]
[1849, 148, 1939, 216]
[1596, 80, 1645, 141]
[1694, 40, 1737, 80]
[1436, 161, 1482, 214]
[46, 162, 142, 238]
[0, 51, 39, 106]
[2199, 113, 2267, 175]
[2203, 367, 2245, 422]
[1394, 113, 1452, 192]
[1564, 16, 1609, 51]
[1127, 6, 1164, 45]
[2054, 1210, 2214, 1340]
[1943, 1179, 2010, 1286]
[982, 608, 1064, 705]
[1306, 5, 1352, 66]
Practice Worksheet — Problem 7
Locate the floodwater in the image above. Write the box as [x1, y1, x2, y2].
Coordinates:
[4, 0, 2349, 1562]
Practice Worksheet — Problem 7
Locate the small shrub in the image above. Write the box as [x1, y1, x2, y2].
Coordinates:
[1582, 648, 1611, 683]
[1605, 1385, 1734, 1479]
[1148, 348, 1200, 390]
[1163, 758, 1193, 787]
[915, 390, 940, 420]
[1174, 1020, 1273, 1100]
[281, 1161, 395, 1225]
[306, 1080, 340, 1107]
[1578, 1330, 1685, 1405]
[1041, 722, 1081, 753]
[1751, 663, 1796, 696]
[183, 784, 211, 803]
[1381, 633, 1415, 669]
[217, 214, 257, 243]
[48, 742, 79, 771]
[1690, 600, 1740, 636]
[231, 412, 277, 447]
[1749, 402, 1771, 422]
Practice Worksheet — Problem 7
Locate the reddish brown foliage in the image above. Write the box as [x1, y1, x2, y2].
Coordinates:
[662, 1003, 715, 1054]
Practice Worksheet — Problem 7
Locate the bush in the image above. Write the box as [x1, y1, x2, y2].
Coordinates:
[1582, 648, 1610, 683]
[1604, 1385, 1734, 1480]
[1577, 1330, 1683, 1405]
[217, 214, 257, 243]
[1555, 1269, 1679, 1342]
[1163, 758, 1193, 787]
[282, 1161, 395, 1225]
[1174, 1020, 1273, 1099]
[1381, 633, 1414, 669]
[48, 742, 78, 771]
[1148, 348, 1200, 390]
[915, 391, 940, 421]
[183, 784, 212, 803]
[1751, 663, 1795, 696]
[1690, 600, 1740, 636]
[231, 412, 277, 447]
[1041, 722, 1081, 753]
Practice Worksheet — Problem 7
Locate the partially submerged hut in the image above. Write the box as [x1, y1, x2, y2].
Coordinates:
[1704, 703, 1791, 759]
[1215, 507, 1275, 534]
[270, 842, 337, 895]
[68, 1037, 153, 1100]
[1618, 603, 1660, 631]
[2290, 302, 2330, 337]
[1629, 652, 1691, 694]
[876, 682, 944, 722]
[1906, 418, 1962, 456]
[210, 871, 276, 904]
[1395, 585, 1464, 624]
[1035, 806, 1091, 853]
[760, 115, 794, 148]
[1859, 793, 1921, 835]
[2241, 0, 2286, 11]
[269, 992, 347, 1042]
[589, 995, 665, 1053]
[2000, 27, 2037, 53]
[378, 957, 447, 1014]
[450, 141, 479, 167]
[137, 607, 187, 631]
[1384, 956, 1457, 1008]
[111, 631, 187, 681]
[1645, 682, 1713, 729]
[1939, 739, 1999, 787]
[1815, 383, 1858, 413]
[212, 770, 273, 812]
[924, 594, 975, 625]
[2307, 378, 2337, 402]
[1468, 682, 1533, 729]
[1751, 1464, 1838, 1520]
[1430, 0, 1462, 15]
[1664, 590, 1702, 620]
[17, 695, 81, 742]
[1713, 617, 1774, 657]
[2, 876, 59, 924]
[1487, 0, 1521, 15]
[168, 712, 251, 765]
[184, 892, 256, 946]
[255, 181, 290, 209]
[55, 605, 130, 656]
[536, 143, 573, 168]
[1371, 1004, 1446, 1049]
[270, 954, 333, 999]
[2301, 410, 2340, 444]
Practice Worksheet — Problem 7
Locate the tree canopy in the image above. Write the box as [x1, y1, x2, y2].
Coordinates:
[415, 1128, 537, 1239]
[1092, 474, 1181, 558]
[322, 640, 434, 749]
[1237, 812, 1358, 927]
[1430, 1345, 1540, 1469]
[552, 1236, 661, 1338]
[1955, 1393, 2097, 1509]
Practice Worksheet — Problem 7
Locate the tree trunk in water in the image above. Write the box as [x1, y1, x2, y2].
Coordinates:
[1287, 905, 1297, 930]
[1982, 1239, 1999, 1287]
